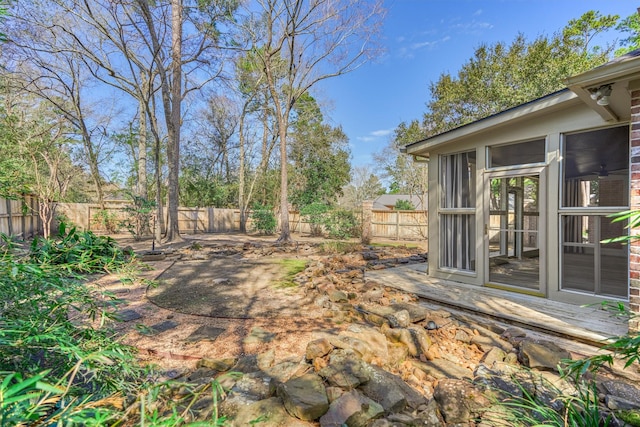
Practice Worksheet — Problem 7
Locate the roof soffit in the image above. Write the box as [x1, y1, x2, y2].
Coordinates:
[406, 90, 579, 156]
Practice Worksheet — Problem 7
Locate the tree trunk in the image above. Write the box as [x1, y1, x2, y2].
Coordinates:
[276, 115, 290, 242]
[238, 107, 246, 233]
[165, 0, 182, 242]
[138, 76, 148, 201]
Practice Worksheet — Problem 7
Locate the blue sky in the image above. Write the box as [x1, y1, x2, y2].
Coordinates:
[317, 0, 638, 167]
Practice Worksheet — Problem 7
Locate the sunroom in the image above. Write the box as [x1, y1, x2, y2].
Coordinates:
[403, 51, 640, 314]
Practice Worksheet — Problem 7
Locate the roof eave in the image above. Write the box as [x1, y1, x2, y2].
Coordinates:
[405, 89, 578, 157]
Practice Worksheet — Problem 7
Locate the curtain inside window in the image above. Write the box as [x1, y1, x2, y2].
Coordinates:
[440, 152, 475, 271]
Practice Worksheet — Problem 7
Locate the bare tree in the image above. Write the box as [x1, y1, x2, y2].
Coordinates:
[6, 5, 111, 207]
[240, 0, 385, 242]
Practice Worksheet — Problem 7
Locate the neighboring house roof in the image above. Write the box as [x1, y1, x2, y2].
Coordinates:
[405, 48, 640, 159]
[372, 194, 427, 210]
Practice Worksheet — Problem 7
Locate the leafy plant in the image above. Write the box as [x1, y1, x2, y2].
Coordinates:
[486, 371, 613, 427]
[320, 241, 361, 254]
[394, 199, 415, 210]
[250, 204, 276, 235]
[323, 209, 360, 240]
[29, 222, 130, 274]
[300, 202, 330, 236]
[564, 302, 639, 376]
[119, 193, 156, 241]
[0, 231, 144, 425]
[92, 208, 120, 234]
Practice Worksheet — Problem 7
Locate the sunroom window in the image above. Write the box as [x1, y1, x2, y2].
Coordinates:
[560, 126, 629, 298]
[439, 151, 476, 272]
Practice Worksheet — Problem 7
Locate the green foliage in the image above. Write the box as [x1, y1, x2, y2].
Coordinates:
[92, 208, 120, 234]
[564, 302, 639, 377]
[0, 232, 143, 425]
[489, 374, 612, 426]
[320, 241, 361, 254]
[394, 199, 415, 210]
[29, 222, 129, 274]
[250, 204, 276, 235]
[300, 202, 331, 236]
[275, 258, 307, 288]
[323, 209, 360, 240]
[289, 93, 351, 207]
[422, 11, 618, 137]
[120, 193, 156, 240]
[616, 13, 640, 56]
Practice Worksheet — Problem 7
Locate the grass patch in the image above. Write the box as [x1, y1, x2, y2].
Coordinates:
[320, 241, 361, 254]
[274, 258, 307, 288]
[370, 242, 422, 249]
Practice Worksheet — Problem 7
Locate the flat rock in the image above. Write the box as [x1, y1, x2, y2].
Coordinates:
[186, 325, 225, 342]
[278, 373, 329, 421]
[434, 379, 490, 425]
[359, 364, 427, 413]
[244, 327, 276, 345]
[319, 390, 384, 427]
[148, 320, 178, 335]
[412, 358, 473, 380]
[229, 397, 315, 427]
[519, 340, 571, 372]
[116, 309, 142, 322]
[389, 302, 429, 323]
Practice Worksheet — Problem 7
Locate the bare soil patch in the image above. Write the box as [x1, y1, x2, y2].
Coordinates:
[147, 258, 319, 319]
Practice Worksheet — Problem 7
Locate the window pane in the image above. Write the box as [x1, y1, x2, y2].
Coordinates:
[563, 126, 628, 207]
[440, 214, 475, 271]
[489, 139, 545, 167]
[561, 215, 628, 298]
[600, 216, 628, 298]
[440, 151, 476, 208]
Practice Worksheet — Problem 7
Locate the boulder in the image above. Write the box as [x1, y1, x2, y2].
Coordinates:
[412, 358, 473, 380]
[433, 379, 490, 424]
[386, 309, 411, 328]
[306, 338, 334, 360]
[277, 373, 329, 421]
[319, 354, 371, 389]
[229, 397, 315, 427]
[319, 390, 384, 427]
[389, 302, 429, 323]
[334, 325, 389, 364]
[359, 364, 428, 413]
[518, 340, 571, 372]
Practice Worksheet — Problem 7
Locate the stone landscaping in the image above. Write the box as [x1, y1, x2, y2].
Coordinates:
[111, 237, 640, 426]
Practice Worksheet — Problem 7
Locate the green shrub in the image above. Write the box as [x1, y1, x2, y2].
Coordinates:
[92, 208, 120, 234]
[394, 199, 415, 210]
[300, 202, 330, 236]
[119, 193, 156, 241]
[486, 374, 611, 427]
[323, 209, 360, 240]
[29, 222, 129, 274]
[0, 232, 143, 424]
[250, 204, 277, 235]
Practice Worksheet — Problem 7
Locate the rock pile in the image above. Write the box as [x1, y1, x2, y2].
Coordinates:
[168, 243, 640, 426]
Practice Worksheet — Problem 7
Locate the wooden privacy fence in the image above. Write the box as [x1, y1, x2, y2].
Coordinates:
[0, 195, 41, 238]
[56, 201, 428, 241]
[369, 209, 428, 241]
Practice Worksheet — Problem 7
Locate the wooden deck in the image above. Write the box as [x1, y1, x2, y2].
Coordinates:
[366, 264, 628, 347]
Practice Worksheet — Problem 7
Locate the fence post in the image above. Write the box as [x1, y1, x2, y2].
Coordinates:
[395, 211, 400, 241]
[361, 200, 373, 244]
[6, 198, 13, 236]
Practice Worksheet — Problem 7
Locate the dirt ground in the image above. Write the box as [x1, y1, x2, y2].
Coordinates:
[94, 233, 422, 378]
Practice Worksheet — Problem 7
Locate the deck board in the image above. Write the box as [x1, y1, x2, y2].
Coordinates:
[366, 264, 628, 347]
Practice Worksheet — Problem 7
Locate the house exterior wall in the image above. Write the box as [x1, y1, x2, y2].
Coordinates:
[628, 80, 640, 332]
[427, 101, 630, 308]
